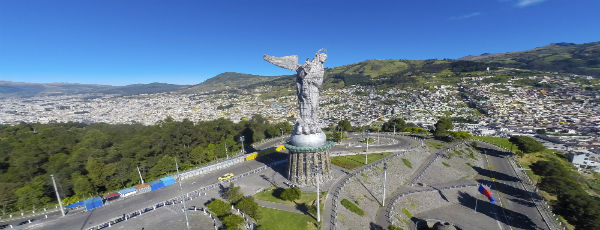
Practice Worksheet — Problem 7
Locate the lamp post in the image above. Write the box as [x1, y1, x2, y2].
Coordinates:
[175, 159, 191, 230]
[136, 165, 145, 184]
[239, 136, 245, 154]
[50, 174, 65, 217]
[382, 163, 387, 207]
[312, 164, 322, 223]
[365, 130, 370, 164]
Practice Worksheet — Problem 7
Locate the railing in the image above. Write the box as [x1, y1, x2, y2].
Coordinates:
[85, 160, 286, 230]
[328, 136, 424, 230]
[386, 184, 478, 227]
[472, 140, 566, 230]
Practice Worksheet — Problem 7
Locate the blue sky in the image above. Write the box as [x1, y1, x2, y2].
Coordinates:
[0, 0, 598, 85]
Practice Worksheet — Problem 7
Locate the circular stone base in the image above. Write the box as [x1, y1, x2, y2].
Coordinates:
[288, 132, 326, 148]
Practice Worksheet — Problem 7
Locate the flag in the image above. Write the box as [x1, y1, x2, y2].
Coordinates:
[478, 184, 496, 204]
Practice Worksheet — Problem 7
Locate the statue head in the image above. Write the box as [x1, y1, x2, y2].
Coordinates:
[316, 48, 327, 63]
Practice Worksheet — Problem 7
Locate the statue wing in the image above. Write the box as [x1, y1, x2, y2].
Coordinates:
[264, 54, 300, 71]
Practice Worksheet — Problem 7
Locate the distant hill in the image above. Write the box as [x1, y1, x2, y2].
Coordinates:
[182, 72, 294, 93]
[460, 41, 600, 76]
[0, 81, 189, 98]
[4, 41, 598, 97]
[99, 83, 189, 96]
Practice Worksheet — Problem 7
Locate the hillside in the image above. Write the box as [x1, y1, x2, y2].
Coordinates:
[182, 72, 294, 94]
[460, 41, 600, 76]
[0, 81, 189, 98]
[0, 81, 113, 98]
[98, 82, 189, 96]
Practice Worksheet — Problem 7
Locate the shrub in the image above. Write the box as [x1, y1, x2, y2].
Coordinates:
[222, 214, 245, 230]
[341, 199, 364, 216]
[450, 131, 472, 139]
[235, 197, 261, 220]
[226, 182, 244, 204]
[509, 136, 545, 153]
[280, 187, 301, 202]
[206, 199, 231, 217]
[402, 158, 412, 168]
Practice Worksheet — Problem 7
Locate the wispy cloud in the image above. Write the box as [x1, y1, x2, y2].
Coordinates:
[516, 0, 547, 7]
[450, 12, 482, 20]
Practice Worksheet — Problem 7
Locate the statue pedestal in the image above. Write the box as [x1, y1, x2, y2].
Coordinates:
[285, 140, 334, 186]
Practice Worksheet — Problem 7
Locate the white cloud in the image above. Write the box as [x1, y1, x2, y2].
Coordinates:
[450, 12, 482, 20]
[516, 0, 548, 7]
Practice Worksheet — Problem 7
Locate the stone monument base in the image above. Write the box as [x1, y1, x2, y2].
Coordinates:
[285, 140, 334, 186]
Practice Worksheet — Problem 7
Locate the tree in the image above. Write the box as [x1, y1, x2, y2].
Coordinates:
[381, 118, 406, 132]
[433, 117, 453, 140]
[337, 120, 352, 132]
[222, 214, 245, 230]
[14, 176, 51, 210]
[280, 187, 302, 202]
[264, 126, 280, 138]
[149, 155, 176, 178]
[225, 183, 244, 204]
[189, 145, 204, 164]
[509, 136, 545, 153]
[72, 173, 95, 197]
[235, 197, 261, 220]
[206, 199, 231, 217]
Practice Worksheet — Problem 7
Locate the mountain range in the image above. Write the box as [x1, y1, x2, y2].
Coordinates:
[0, 81, 189, 98]
[1, 41, 598, 97]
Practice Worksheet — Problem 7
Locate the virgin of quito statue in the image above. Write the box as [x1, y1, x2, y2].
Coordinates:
[264, 49, 333, 185]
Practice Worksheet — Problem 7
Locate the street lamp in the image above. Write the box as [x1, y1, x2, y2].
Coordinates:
[312, 164, 322, 223]
[175, 159, 191, 230]
[50, 174, 65, 216]
[382, 163, 387, 207]
[136, 165, 145, 184]
[239, 136, 245, 154]
[365, 130, 370, 164]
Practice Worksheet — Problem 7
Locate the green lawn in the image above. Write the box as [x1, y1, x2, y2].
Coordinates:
[254, 187, 327, 207]
[331, 152, 393, 170]
[257, 206, 318, 230]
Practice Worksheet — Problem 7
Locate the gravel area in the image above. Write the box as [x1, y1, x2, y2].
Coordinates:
[419, 144, 486, 186]
[335, 148, 433, 230]
[390, 188, 480, 229]
[104, 205, 215, 230]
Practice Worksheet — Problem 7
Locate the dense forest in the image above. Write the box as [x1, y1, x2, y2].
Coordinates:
[0, 115, 292, 213]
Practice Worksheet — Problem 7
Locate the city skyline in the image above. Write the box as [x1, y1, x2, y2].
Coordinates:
[1, 0, 599, 85]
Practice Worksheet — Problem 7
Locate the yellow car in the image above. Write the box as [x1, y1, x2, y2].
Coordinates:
[218, 173, 234, 181]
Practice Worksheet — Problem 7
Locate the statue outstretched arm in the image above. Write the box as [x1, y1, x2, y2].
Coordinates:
[264, 54, 300, 71]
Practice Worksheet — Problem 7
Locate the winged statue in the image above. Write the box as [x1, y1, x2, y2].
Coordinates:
[264, 49, 328, 136]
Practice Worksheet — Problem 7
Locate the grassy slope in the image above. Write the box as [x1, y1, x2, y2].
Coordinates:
[331, 152, 393, 170]
[254, 187, 326, 206]
[461, 42, 600, 76]
[257, 206, 317, 230]
[472, 136, 519, 152]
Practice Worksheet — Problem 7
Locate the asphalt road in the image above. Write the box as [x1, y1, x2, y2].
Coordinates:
[13, 150, 286, 230]
[478, 142, 549, 230]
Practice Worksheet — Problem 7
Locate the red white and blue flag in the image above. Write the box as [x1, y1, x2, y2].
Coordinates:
[478, 184, 496, 204]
